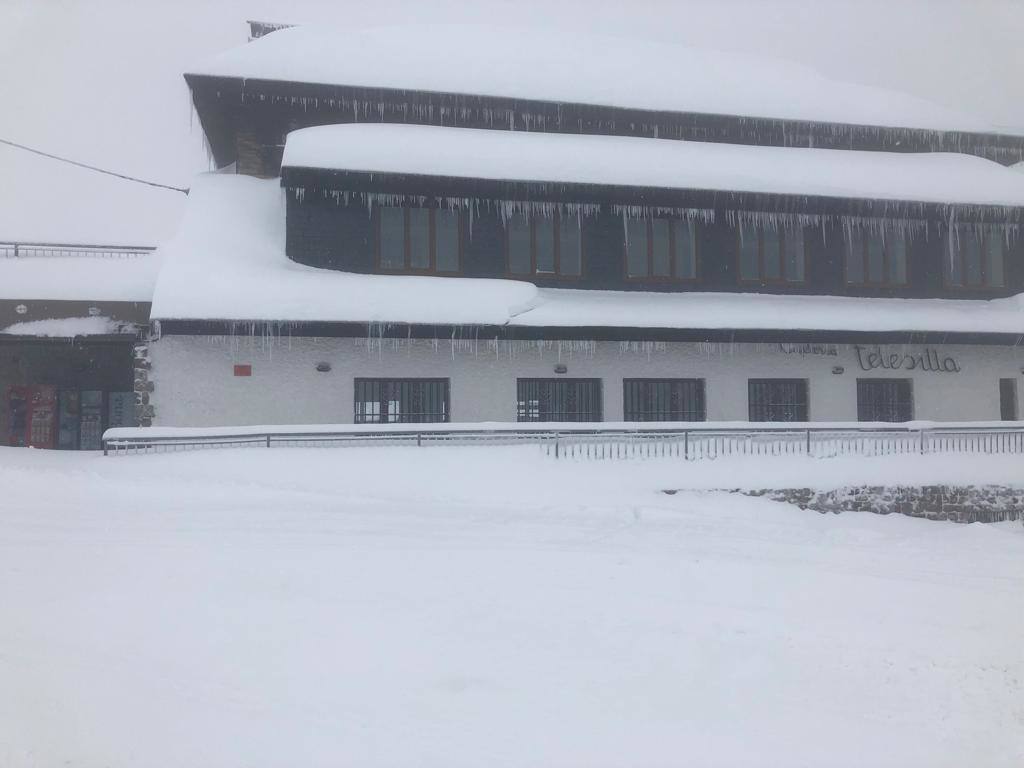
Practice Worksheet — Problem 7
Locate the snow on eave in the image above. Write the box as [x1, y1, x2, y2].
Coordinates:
[185, 23, 1004, 137]
[0, 251, 162, 302]
[280, 124, 1024, 211]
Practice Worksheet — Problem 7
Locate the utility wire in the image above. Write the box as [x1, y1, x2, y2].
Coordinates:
[0, 137, 189, 194]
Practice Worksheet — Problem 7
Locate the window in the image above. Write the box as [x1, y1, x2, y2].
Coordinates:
[748, 379, 808, 421]
[739, 224, 805, 283]
[354, 379, 449, 424]
[623, 379, 705, 421]
[945, 226, 1006, 289]
[1000, 378, 1018, 420]
[857, 379, 913, 422]
[624, 217, 697, 280]
[378, 207, 461, 274]
[846, 230, 907, 286]
[507, 212, 582, 278]
[516, 379, 602, 422]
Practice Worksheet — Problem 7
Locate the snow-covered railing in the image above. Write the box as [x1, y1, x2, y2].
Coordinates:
[0, 241, 155, 259]
[101, 422, 1024, 459]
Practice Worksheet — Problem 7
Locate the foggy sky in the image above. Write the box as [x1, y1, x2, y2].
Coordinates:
[1, 0, 1021, 244]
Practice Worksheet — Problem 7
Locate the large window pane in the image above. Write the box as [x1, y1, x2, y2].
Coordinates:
[674, 221, 697, 279]
[986, 235, 1005, 287]
[888, 235, 907, 284]
[408, 209, 430, 269]
[625, 218, 648, 278]
[651, 218, 671, 277]
[623, 379, 705, 421]
[517, 379, 602, 422]
[380, 207, 405, 269]
[435, 210, 460, 273]
[534, 217, 556, 274]
[354, 379, 449, 424]
[784, 227, 804, 282]
[846, 231, 865, 284]
[559, 214, 582, 276]
[867, 232, 885, 283]
[763, 230, 782, 280]
[739, 224, 759, 280]
[963, 232, 983, 286]
[508, 214, 531, 275]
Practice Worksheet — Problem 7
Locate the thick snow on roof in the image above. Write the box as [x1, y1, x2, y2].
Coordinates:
[152, 173, 1024, 336]
[283, 124, 1024, 210]
[189, 24, 997, 135]
[0, 316, 137, 338]
[0, 252, 162, 302]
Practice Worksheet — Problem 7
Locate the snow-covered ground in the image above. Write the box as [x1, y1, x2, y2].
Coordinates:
[1, 445, 1022, 767]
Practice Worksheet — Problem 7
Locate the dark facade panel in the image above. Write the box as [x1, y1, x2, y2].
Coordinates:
[185, 75, 1024, 175]
[283, 194, 1024, 300]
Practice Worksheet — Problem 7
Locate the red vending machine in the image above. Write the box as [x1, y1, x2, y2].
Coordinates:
[27, 385, 57, 449]
[6, 386, 30, 447]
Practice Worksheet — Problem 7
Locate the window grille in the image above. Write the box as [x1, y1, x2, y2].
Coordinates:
[856, 379, 914, 422]
[516, 378, 602, 422]
[1000, 378, 1018, 421]
[354, 379, 450, 424]
[623, 379, 705, 421]
[748, 378, 808, 421]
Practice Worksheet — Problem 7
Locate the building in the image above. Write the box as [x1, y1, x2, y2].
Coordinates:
[0, 242, 158, 447]
[146, 23, 1024, 427]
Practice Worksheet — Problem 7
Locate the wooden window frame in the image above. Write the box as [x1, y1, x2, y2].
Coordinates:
[376, 207, 463, 276]
[943, 228, 1006, 292]
[622, 218, 700, 283]
[504, 211, 584, 280]
[844, 231, 909, 288]
[736, 226, 806, 286]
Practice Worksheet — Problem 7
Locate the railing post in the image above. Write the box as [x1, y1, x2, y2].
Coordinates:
[102, 440, 108, 457]
[266, 434, 271, 448]
[806, 429, 811, 456]
[13, 243, 18, 258]
[919, 429, 926, 455]
[555, 432, 560, 459]
[417, 432, 422, 447]
[684, 430, 689, 460]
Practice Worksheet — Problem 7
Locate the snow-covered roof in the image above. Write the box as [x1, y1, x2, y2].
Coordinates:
[0, 316, 138, 338]
[282, 124, 1024, 210]
[188, 24, 1000, 135]
[151, 173, 1024, 336]
[0, 252, 162, 303]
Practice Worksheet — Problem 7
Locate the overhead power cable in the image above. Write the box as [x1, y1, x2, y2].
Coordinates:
[0, 137, 189, 194]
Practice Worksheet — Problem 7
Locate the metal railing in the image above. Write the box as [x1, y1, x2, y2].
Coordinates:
[1, 241, 155, 259]
[102, 424, 1024, 459]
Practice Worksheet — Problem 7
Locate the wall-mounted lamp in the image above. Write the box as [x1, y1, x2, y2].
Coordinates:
[832, 366, 845, 375]
[315, 361, 332, 373]
[14, 304, 27, 315]
[87, 306, 102, 317]
[554, 363, 568, 374]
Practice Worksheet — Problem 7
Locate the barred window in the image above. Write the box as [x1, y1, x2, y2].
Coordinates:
[378, 207, 461, 274]
[748, 378, 808, 421]
[623, 379, 705, 421]
[354, 379, 450, 424]
[507, 212, 582, 278]
[516, 379, 602, 422]
[946, 226, 1005, 289]
[739, 224, 805, 283]
[1000, 379, 1018, 421]
[857, 379, 913, 422]
[624, 218, 697, 280]
[846, 230, 907, 287]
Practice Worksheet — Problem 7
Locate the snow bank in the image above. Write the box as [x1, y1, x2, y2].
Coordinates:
[1, 446, 1023, 767]
[0, 252, 162, 302]
[189, 23, 997, 135]
[283, 124, 1024, 209]
[1, 316, 137, 338]
[152, 174, 1024, 334]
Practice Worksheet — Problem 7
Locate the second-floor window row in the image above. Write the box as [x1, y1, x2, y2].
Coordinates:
[371, 206, 1011, 290]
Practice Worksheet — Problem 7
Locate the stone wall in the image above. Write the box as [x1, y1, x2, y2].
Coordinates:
[741, 486, 1023, 524]
[133, 341, 154, 427]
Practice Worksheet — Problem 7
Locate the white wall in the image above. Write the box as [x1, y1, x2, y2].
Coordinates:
[149, 334, 1024, 426]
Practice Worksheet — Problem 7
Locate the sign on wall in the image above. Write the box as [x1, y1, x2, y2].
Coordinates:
[853, 345, 961, 374]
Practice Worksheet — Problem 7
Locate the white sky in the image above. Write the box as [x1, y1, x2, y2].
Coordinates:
[0, 0, 1021, 245]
